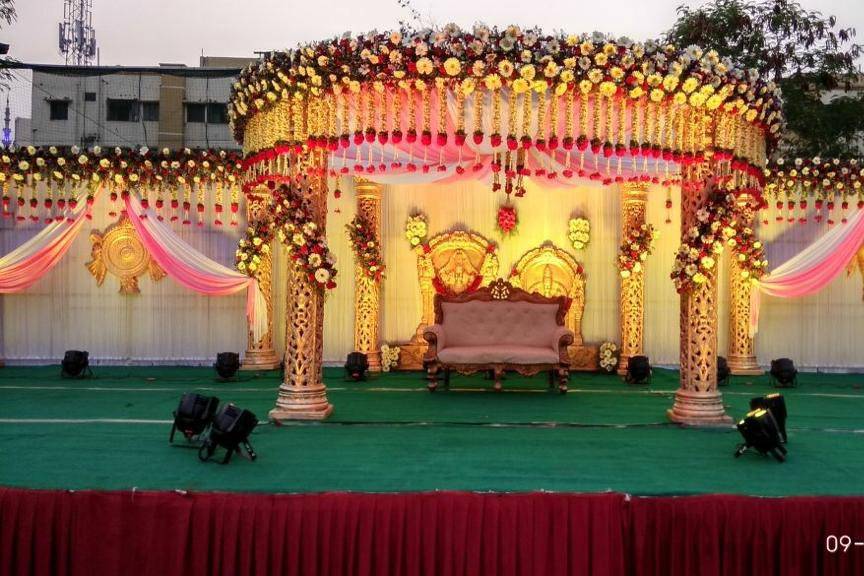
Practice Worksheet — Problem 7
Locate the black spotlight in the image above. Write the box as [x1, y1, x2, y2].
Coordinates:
[198, 403, 258, 464]
[170, 393, 220, 443]
[625, 355, 652, 385]
[214, 352, 240, 380]
[61, 350, 91, 378]
[717, 356, 731, 386]
[750, 393, 788, 443]
[735, 408, 787, 462]
[344, 352, 369, 381]
[769, 358, 798, 388]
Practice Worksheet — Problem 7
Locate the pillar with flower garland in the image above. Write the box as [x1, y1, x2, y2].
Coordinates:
[726, 191, 763, 375]
[240, 185, 280, 370]
[668, 164, 731, 425]
[617, 182, 647, 375]
[352, 177, 384, 371]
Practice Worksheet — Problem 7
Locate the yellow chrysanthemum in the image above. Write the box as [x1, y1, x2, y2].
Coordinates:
[650, 88, 664, 102]
[443, 57, 461, 76]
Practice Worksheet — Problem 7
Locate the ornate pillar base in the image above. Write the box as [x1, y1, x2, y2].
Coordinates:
[365, 350, 382, 372]
[241, 349, 280, 371]
[667, 389, 732, 426]
[616, 356, 630, 376]
[269, 383, 333, 421]
[727, 354, 763, 376]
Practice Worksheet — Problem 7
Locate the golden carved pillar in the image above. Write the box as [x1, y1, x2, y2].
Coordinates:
[617, 183, 647, 375]
[668, 166, 731, 425]
[353, 178, 383, 371]
[270, 149, 333, 421]
[727, 193, 763, 375]
[240, 186, 280, 370]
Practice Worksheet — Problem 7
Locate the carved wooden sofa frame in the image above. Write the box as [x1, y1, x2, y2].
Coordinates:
[423, 280, 574, 393]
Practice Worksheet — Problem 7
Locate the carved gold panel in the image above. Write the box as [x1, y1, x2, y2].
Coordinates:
[86, 215, 165, 295]
[510, 242, 585, 346]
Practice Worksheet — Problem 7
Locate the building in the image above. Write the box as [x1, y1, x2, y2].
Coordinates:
[15, 56, 256, 150]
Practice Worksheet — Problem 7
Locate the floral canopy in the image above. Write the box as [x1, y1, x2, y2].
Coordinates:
[231, 25, 782, 193]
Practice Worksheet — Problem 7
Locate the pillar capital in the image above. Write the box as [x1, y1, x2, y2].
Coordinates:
[354, 177, 383, 200]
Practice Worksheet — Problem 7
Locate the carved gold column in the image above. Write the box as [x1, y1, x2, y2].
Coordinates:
[353, 178, 383, 371]
[727, 192, 763, 375]
[240, 186, 280, 370]
[617, 183, 647, 375]
[270, 149, 333, 421]
[668, 166, 731, 425]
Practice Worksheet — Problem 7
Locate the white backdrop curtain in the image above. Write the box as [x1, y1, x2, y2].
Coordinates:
[2, 178, 863, 368]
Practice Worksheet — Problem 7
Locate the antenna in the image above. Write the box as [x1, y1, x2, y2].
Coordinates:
[2, 94, 11, 148]
[58, 0, 97, 66]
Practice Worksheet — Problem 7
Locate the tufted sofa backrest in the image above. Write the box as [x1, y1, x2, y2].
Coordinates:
[440, 300, 561, 348]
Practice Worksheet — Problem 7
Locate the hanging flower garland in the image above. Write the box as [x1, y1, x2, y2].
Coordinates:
[568, 217, 591, 250]
[235, 218, 274, 278]
[230, 25, 784, 170]
[496, 203, 518, 236]
[268, 182, 338, 290]
[0, 145, 243, 226]
[618, 223, 658, 278]
[346, 215, 385, 282]
[671, 188, 767, 293]
[763, 157, 863, 225]
[404, 213, 428, 247]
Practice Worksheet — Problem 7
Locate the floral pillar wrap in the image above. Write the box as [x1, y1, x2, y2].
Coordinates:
[240, 185, 280, 370]
[668, 165, 731, 425]
[352, 178, 384, 371]
[727, 192, 763, 375]
[617, 183, 648, 375]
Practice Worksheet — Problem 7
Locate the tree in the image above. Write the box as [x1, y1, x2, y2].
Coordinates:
[665, 0, 864, 158]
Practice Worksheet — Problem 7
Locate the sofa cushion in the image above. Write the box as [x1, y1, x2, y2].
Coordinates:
[438, 345, 559, 365]
[440, 301, 561, 348]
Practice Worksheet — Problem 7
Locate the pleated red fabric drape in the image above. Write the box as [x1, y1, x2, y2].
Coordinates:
[2, 488, 863, 576]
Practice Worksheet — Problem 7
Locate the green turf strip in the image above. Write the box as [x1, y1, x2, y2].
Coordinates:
[0, 366, 862, 495]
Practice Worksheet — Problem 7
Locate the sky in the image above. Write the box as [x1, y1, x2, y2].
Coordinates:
[1, 0, 862, 124]
[4, 0, 863, 67]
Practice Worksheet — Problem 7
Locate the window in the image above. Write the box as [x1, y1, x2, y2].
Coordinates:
[49, 100, 69, 121]
[107, 99, 139, 122]
[142, 101, 160, 122]
[84, 92, 96, 102]
[207, 103, 228, 124]
[186, 103, 206, 123]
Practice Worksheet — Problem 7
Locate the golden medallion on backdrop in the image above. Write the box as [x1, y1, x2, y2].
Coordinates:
[847, 243, 864, 301]
[86, 215, 165, 295]
[510, 242, 599, 371]
[396, 229, 499, 370]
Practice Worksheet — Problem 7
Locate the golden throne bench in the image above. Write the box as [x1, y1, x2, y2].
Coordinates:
[423, 280, 574, 393]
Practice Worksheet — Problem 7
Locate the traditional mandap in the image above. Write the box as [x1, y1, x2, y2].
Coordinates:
[228, 25, 781, 425]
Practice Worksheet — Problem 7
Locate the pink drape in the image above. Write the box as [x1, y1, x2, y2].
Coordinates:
[0, 203, 89, 293]
[751, 209, 864, 333]
[124, 195, 266, 338]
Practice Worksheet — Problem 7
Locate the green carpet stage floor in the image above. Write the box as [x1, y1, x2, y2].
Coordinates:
[1, 366, 862, 496]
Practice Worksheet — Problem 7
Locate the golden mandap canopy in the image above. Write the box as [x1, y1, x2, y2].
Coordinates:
[230, 25, 783, 187]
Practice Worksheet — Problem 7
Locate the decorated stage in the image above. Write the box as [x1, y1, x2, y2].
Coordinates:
[2, 366, 864, 576]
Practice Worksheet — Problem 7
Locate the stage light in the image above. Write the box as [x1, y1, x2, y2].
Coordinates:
[345, 352, 369, 381]
[624, 355, 652, 385]
[61, 350, 90, 378]
[769, 358, 798, 388]
[214, 352, 240, 380]
[735, 408, 787, 462]
[170, 393, 220, 443]
[750, 393, 788, 443]
[717, 356, 731, 386]
[198, 403, 258, 464]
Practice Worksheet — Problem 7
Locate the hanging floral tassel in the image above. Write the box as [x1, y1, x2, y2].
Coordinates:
[798, 199, 807, 224]
[229, 184, 239, 226]
[841, 199, 849, 224]
[214, 182, 224, 226]
[827, 197, 836, 226]
[665, 185, 673, 224]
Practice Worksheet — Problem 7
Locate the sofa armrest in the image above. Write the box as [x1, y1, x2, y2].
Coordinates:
[552, 326, 574, 361]
[423, 325, 446, 358]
